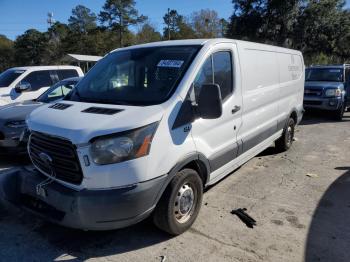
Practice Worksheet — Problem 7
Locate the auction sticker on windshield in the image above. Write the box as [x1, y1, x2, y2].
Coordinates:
[157, 60, 184, 68]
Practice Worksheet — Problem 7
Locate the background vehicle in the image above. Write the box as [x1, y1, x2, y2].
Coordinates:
[0, 77, 81, 154]
[0, 66, 83, 106]
[0, 39, 304, 235]
[304, 64, 350, 120]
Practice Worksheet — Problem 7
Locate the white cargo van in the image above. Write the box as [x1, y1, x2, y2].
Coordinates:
[0, 39, 304, 235]
[0, 66, 83, 106]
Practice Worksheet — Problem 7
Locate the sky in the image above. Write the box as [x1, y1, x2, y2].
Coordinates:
[0, 0, 233, 40]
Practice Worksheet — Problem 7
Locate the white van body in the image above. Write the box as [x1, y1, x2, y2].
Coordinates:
[1, 39, 304, 233]
[0, 66, 83, 106]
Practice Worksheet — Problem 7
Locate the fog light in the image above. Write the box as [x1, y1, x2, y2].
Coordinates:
[329, 101, 335, 106]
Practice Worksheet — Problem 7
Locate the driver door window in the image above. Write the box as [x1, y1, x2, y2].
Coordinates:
[193, 51, 233, 101]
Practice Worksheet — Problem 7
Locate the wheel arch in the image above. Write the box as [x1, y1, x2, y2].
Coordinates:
[153, 153, 211, 207]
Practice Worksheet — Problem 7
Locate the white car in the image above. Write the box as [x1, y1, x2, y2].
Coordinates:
[1, 39, 304, 235]
[0, 66, 83, 106]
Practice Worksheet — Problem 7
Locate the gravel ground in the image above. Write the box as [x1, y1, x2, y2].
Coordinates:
[0, 111, 349, 262]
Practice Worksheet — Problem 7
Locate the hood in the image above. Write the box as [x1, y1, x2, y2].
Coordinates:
[305, 81, 344, 89]
[27, 101, 165, 145]
[0, 100, 42, 121]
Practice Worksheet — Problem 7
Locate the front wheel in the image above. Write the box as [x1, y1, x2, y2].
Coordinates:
[275, 118, 295, 152]
[153, 168, 203, 235]
[332, 104, 344, 121]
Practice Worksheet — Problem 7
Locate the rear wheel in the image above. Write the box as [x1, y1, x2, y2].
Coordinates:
[153, 168, 203, 235]
[275, 118, 295, 152]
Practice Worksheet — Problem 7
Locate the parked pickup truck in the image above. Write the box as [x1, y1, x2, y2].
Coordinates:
[0, 66, 83, 106]
[0, 39, 304, 235]
[304, 64, 350, 120]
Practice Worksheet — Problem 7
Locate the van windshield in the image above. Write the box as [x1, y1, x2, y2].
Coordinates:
[67, 46, 200, 106]
[0, 69, 25, 87]
[305, 68, 344, 82]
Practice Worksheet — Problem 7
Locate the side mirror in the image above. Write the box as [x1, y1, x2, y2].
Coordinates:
[197, 84, 223, 119]
[15, 81, 31, 93]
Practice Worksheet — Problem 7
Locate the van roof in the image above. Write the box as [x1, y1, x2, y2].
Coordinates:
[10, 65, 81, 71]
[110, 38, 302, 54]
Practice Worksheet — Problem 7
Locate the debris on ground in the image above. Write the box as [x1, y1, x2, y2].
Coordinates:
[160, 255, 167, 262]
[306, 173, 319, 178]
[231, 208, 257, 228]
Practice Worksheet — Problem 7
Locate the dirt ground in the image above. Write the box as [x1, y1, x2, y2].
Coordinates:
[1, 111, 350, 262]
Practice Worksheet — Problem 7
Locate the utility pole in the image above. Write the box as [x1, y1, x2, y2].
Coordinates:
[47, 12, 55, 28]
[167, 8, 170, 40]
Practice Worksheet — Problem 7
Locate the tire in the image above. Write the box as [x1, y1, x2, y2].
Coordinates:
[332, 104, 344, 121]
[275, 118, 295, 152]
[153, 168, 203, 235]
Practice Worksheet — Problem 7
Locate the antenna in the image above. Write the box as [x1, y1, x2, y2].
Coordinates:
[47, 12, 55, 28]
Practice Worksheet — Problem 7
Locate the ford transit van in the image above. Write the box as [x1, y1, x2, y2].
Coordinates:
[0, 66, 83, 106]
[0, 39, 304, 235]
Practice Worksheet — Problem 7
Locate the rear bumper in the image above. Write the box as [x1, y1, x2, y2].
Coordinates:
[0, 168, 168, 230]
[304, 97, 342, 111]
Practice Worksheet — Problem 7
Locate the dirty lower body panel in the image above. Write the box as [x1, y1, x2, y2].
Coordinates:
[0, 168, 167, 230]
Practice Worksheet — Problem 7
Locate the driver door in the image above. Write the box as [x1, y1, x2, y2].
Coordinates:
[191, 43, 242, 180]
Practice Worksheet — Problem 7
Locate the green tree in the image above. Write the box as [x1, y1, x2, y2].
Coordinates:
[42, 22, 70, 64]
[191, 9, 222, 38]
[226, 0, 266, 41]
[262, 0, 303, 47]
[0, 35, 14, 72]
[136, 22, 161, 44]
[14, 29, 48, 65]
[163, 10, 195, 39]
[226, 0, 350, 64]
[296, 0, 349, 63]
[99, 0, 147, 47]
[219, 18, 229, 37]
[68, 5, 97, 34]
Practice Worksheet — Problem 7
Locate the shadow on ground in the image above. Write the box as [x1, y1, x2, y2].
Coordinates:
[0, 205, 172, 261]
[300, 110, 350, 126]
[0, 155, 171, 261]
[305, 167, 350, 262]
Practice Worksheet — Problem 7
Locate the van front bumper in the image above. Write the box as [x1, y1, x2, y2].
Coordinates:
[0, 168, 168, 230]
[304, 97, 342, 111]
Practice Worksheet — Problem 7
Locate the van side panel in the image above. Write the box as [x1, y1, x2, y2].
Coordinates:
[237, 43, 280, 152]
[276, 51, 304, 128]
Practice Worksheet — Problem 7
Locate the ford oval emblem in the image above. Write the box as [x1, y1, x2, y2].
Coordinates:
[39, 152, 53, 166]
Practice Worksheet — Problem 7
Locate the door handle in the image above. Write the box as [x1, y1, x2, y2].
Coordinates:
[232, 105, 241, 114]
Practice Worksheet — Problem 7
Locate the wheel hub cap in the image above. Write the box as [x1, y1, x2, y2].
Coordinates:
[174, 184, 195, 223]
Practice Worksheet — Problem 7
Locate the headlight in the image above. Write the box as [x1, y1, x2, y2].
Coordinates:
[325, 88, 342, 97]
[90, 122, 159, 165]
[5, 120, 27, 128]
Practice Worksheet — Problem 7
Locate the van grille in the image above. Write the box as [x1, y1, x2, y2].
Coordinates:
[29, 132, 83, 185]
